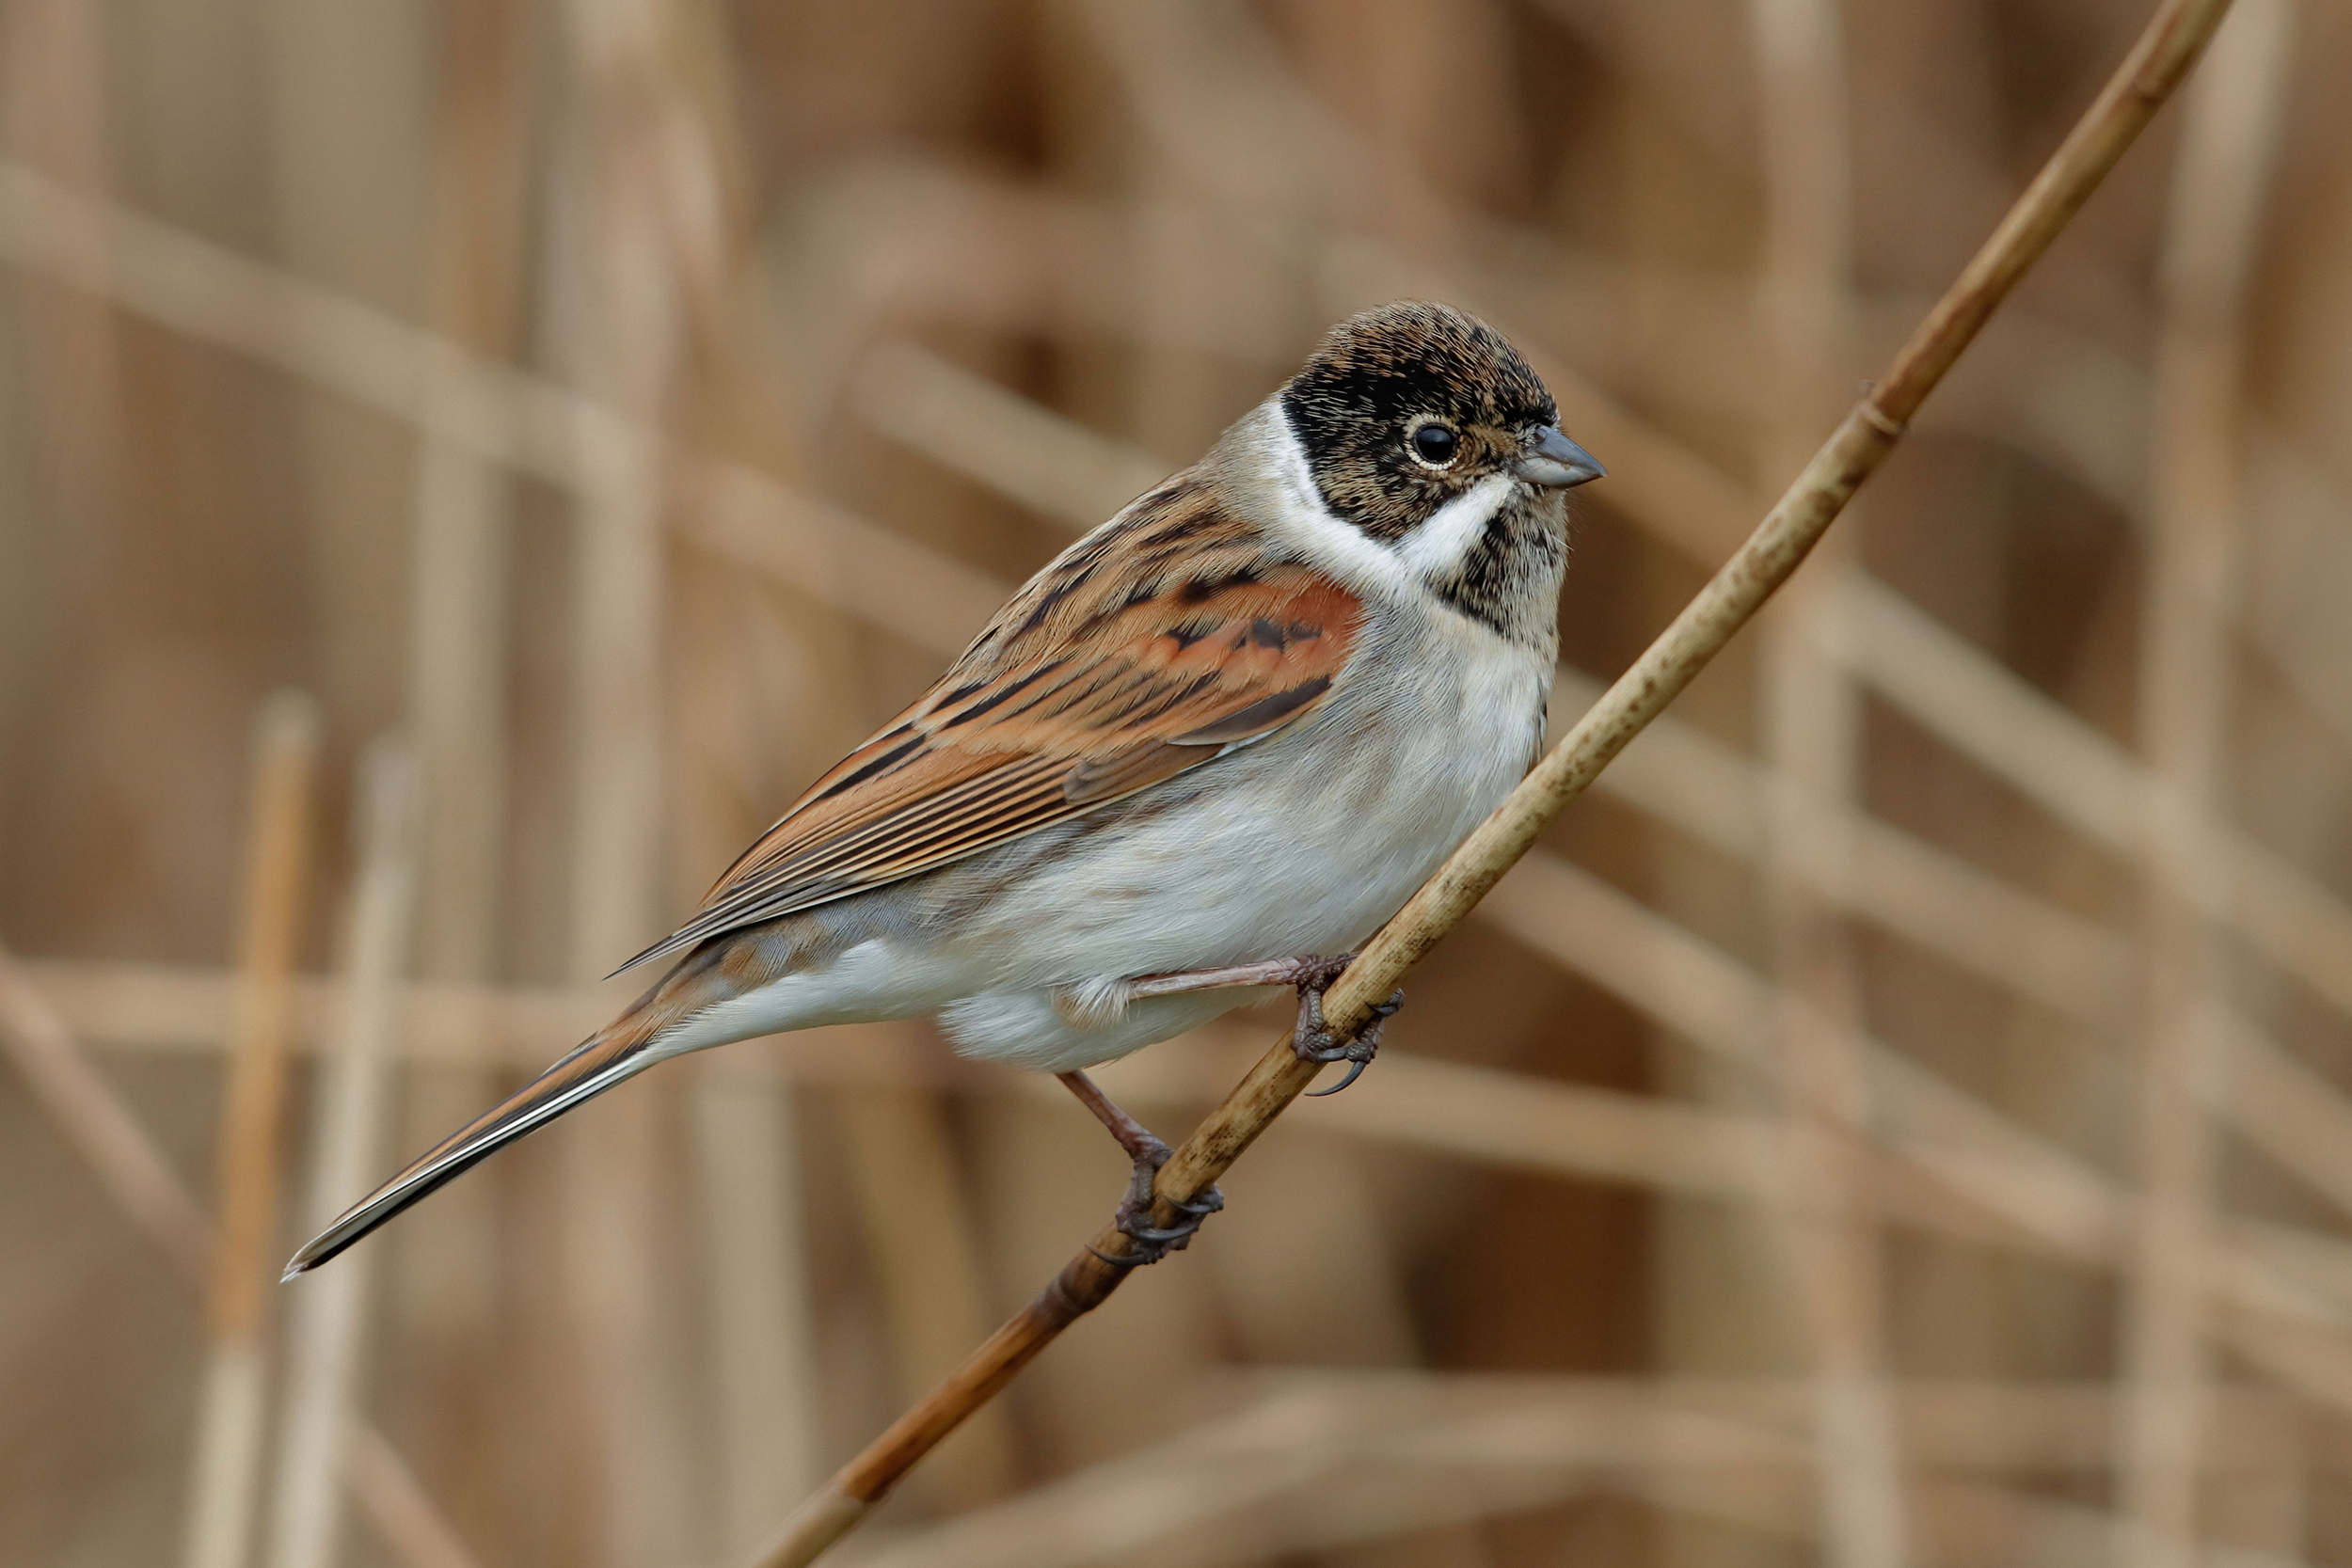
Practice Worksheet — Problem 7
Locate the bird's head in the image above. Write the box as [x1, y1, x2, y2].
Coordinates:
[1263, 301, 1602, 641]
[1279, 300, 1603, 545]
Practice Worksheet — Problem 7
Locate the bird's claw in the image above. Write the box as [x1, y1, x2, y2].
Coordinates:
[1290, 964, 1404, 1097]
[1306, 1057, 1371, 1096]
[1090, 1138, 1224, 1267]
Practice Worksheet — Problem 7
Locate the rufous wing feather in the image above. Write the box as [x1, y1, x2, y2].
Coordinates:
[619, 480, 1364, 973]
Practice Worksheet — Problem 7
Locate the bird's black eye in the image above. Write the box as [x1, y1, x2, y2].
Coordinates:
[1409, 421, 1458, 467]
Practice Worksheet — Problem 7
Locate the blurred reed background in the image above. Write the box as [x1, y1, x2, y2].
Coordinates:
[2, 0, 2349, 1565]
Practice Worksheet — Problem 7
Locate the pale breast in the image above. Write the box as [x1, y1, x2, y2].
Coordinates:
[916, 604, 1551, 990]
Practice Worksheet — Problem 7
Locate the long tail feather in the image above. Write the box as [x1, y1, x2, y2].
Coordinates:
[282, 944, 744, 1278]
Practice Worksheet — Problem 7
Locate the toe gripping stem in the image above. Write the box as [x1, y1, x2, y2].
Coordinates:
[1090, 1134, 1224, 1269]
[1291, 960, 1404, 1097]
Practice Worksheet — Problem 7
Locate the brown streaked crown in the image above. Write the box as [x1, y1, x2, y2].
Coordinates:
[1279, 301, 1559, 542]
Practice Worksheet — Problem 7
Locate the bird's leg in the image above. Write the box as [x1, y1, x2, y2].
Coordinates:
[1126, 954, 1404, 1095]
[1122, 956, 1353, 1000]
[1056, 1069, 1222, 1266]
[1056, 958, 1403, 1264]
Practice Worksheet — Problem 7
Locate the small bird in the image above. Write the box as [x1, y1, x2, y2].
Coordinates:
[285, 301, 1602, 1278]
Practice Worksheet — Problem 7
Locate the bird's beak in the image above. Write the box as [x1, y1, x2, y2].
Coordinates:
[1515, 425, 1606, 488]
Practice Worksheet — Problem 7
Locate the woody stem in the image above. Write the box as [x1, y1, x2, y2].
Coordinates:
[743, 4, 2241, 1561]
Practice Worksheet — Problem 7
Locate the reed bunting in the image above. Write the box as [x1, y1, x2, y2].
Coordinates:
[287, 301, 1602, 1277]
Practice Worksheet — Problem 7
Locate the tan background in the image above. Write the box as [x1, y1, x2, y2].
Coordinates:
[4, 0, 2352, 1564]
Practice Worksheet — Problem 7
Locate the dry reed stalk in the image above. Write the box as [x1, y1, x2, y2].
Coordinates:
[0, 950, 215, 1282]
[17, 954, 950, 1075]
[29, 936, 2352, 1374]
[0, 942, 485, 1568]
[666, 583, 849, 1553]
[181, 692, 322, 1568]
[335, 1425, 486, 1568]
[24, 90, 2344, 897]
[0, 939, 2086, 1263]
[1477, 847, 2352, 1370]
[1743, 0, 1908, 1556]
[387, 0, 534, 1500]
[406, 0, 529, 989]
[747, 4, 2240, 1560]
[833, 1085, 1022, 1509]
[8, 101, 2349, 736]
[850, 343, 1168, 537]
[1197, 1131, 1432, 1376]
[691, 1054, 828, 1559]
[2220, 1026, 2352, 1219]
[1812, 574, 2352, 1027]
[1795, 573, 2352, 1243]
[669, 342, 847, 1568]
[1534, 666, 2136, 1023]
[39, 897, 2352, 1338]
[1494, 851, 2151, 1266]
[842, 1384, 1800, 1568]
[0, 0, 127, 580]
[549, 7, 694, 1556]
[0, 157, 1004, 663]
[557, 0, 714, 973]
[555, 3, 781, 1556]
[667, 583, 845, 1560]
[2121, 3, 2297, 1560]
[0, 943, 2185, 1270]
[21, 959, 612, 1066]
[841, 1373, 2310, 1568]
[268, 741, 421, 1568]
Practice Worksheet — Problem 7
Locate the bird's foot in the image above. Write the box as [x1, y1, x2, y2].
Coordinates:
[1057, 1069, 1223, 1267]
[1098, 1137, 1224, 1268]
[1288, 956, 1405, 1097]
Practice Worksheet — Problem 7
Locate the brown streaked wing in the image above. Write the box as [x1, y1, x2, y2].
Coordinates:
[614, 483, 1364, 973]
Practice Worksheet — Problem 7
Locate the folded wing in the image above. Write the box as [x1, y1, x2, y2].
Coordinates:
[619, 495, 1364, 973]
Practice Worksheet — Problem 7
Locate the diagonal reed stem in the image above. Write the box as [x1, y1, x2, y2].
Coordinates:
[748, 1, 2236, 1560]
